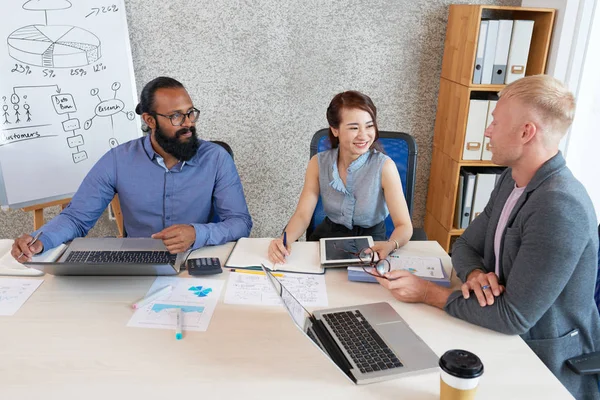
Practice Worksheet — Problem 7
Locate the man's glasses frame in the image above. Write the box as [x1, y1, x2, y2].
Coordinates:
[333, 243, 391, 279]
[152, 108, 200, 126]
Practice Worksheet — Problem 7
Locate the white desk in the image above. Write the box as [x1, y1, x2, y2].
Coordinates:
[0, 241, 573, 399]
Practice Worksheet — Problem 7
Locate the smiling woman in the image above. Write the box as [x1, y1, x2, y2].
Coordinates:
[268, 90, 414, 265]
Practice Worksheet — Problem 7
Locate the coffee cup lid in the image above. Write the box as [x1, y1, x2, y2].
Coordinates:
[439, 349, 484, 379]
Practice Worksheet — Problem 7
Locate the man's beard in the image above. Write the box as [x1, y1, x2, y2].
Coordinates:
[154, 120, 200, 162]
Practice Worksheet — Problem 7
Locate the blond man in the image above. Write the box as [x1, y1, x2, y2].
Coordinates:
[377, 75, 600, 399]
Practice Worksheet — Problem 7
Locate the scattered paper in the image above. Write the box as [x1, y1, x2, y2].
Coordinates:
[0, 278, 43, 316]
[224, 271, 328, 307]
[127, 277, 224, 332]
[389, 255, 445, 279]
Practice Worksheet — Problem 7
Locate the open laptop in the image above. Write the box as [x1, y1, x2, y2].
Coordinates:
[25, 238, 183, 276]
[260, 265, 439, 384]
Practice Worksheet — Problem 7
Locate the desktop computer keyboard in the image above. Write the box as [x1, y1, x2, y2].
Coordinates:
[323, 310, 403, 374]
[65, 251, 176, 264]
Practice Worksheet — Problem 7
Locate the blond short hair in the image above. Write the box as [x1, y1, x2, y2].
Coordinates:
[499, 75, 576, 142]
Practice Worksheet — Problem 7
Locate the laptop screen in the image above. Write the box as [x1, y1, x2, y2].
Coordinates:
[263, 266, 312, 330]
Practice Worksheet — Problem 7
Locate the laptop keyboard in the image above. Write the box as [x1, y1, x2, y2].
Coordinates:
[64, 251, 176, 264]
[323, 310, 403, 374]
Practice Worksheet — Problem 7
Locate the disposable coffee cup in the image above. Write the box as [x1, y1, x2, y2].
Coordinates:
[439, 349, 484, 400]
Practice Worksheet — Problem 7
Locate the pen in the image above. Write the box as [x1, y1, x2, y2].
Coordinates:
[17, 231, 43, 260]
[131, 285, 173, 309]
[175, 308, 183, 340]
[231, 269, 284, 278]
[283, 231, 287, 248]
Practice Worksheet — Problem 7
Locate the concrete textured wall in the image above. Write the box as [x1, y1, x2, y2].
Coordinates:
[0, 0, 520, 241]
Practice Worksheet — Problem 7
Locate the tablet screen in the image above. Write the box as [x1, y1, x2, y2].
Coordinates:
[324, 237, 371, 261]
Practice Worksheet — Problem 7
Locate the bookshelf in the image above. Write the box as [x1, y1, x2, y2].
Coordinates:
[424, 4, 555, 252]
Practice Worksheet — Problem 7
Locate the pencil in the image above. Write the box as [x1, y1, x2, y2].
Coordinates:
[230, 269, 284, 278]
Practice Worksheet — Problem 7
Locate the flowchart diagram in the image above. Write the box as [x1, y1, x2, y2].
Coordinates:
[2, 82, 135, 163]
[84, 82, 136, 148]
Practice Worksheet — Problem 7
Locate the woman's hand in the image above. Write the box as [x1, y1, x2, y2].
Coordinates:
[268, 238, 291, 264]
[369, 240, 397, 261]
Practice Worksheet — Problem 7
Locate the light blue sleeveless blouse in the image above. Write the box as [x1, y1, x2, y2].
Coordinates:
[317, 148, 389, 230]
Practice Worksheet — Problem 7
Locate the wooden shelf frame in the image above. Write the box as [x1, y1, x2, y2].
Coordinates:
[425, 4, 555, 252]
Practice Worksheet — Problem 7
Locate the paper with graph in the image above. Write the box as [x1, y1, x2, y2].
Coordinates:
[127, 277, 224, 332]
[389, 255, 445, 279]
[0, 277, 43, 315]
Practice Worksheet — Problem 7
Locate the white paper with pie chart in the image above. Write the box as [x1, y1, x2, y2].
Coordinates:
[8, 25, 100, 68]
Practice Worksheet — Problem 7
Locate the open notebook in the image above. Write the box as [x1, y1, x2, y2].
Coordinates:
[0, 240, 67, 276]
[225, 238, 324, 275]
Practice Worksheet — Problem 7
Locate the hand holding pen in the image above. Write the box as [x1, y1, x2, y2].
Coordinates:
[11, 231, 44, 262]
[267, 231, 291, 264]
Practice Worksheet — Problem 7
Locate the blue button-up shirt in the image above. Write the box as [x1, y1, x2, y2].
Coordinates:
[36, 136, 252, 251]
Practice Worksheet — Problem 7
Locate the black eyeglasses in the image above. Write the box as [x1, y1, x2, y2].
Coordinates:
[153, 108, 200, 126]
[333, 243, 391, 279]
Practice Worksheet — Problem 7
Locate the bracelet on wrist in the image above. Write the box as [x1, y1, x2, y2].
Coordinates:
[388, 239, 399, 252]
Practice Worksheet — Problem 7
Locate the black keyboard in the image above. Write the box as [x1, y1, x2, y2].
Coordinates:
[323, 310, 403, 374]
[65, 251, 176, 264]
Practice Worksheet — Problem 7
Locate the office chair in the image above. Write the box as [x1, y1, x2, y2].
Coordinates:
[564, 224, 600, 380]
[307, 129, 427, 241]
[111, 140, 235, 234]
[596, 224, 600, 315]
[211, 140, 234, 161]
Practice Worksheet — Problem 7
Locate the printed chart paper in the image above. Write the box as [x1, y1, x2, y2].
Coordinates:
[389, 255, 445, 279]
[127, 277, 223, 332]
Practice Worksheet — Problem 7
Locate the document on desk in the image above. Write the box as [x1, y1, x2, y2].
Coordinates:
[127, 277, 224, 332]
[0, 278, 43, 316]
[389, 255, 445, 278]
[224, 271, 328, 307]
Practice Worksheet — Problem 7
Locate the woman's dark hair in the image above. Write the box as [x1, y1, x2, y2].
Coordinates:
[326, 90, 381, 151]
[135, 76, 184, 132]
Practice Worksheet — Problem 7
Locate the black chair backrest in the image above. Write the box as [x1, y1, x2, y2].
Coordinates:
[211, 140, 234, 161]
[596, 224, 600, 314]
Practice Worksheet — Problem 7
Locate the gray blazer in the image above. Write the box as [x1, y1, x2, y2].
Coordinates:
[447, 152, 600, 400]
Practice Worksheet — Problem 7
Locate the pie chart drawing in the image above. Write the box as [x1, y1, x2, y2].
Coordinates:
[7, 25, 101, 68]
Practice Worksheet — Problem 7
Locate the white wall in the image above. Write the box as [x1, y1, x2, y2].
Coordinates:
[565, 2, 600, 222]
[523, 0, 600, 222]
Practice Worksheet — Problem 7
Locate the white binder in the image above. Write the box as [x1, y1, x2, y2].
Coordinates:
[460, 170, 476, 229]
[505, 20, 535, 84]
[454, 174, 465, 229]
[473, 21, 488, 84]
[463, 99, 489, 160]
[481, 20, 499, 84]
[491, 20, 514, 84]
[470, 172, 497, 222]
[481, 100, 497, 161]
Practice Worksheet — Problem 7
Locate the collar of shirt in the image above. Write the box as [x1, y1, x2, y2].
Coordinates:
[329, 148, 371, 194]
[141, 135, 200, 171]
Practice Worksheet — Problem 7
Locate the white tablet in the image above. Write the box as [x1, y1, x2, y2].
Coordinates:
[319, 236, 378, 266]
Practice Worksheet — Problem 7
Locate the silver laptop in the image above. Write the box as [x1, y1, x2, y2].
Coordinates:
[261, 264, 439, 384]
[25, 238, 183, 276]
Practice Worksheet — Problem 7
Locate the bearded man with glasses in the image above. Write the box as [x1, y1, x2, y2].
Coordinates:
[12, 77, 252, 260]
